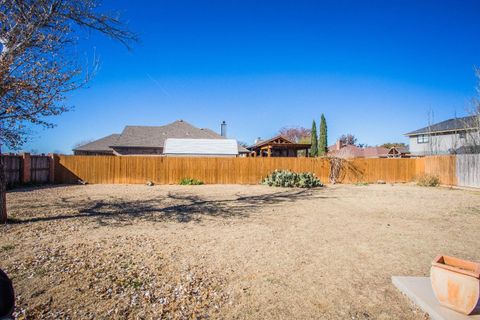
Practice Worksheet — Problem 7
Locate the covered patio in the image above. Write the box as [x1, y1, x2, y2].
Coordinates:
[248, 136, 311, 157]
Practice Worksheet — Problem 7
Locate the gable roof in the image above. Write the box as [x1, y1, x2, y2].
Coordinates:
[362, 146, 390, 158]
[388, 146, 409, 154]
[328, 145, 362, 158]
[164, 139, 239, 156]
[236, 144, 250, 153]
[111, 120, 224, 148]
[328, 145, 389, 158]
[405, 115, 479, 136]
[73, 134, 120, 152]
[249, 135, 309, 149]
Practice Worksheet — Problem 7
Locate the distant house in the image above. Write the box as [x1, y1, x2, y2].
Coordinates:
[328, 141, 389, 159]
[387, 146, 410, 158]
[405, 115, 480, 155]
[73, 120, 249, 156]
[248, 135, 311, 157]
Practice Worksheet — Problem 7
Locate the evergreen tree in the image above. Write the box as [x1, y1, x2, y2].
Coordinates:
[318, 114, 328, 156]
[310, 120, 318, 157]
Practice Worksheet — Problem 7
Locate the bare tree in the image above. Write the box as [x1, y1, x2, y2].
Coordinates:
[463, 68, 480, 152]
[338, 133, 357, 146]
[0, 0, 137, 223]
[425, 109, 441, 155]
[379, 142, 407, 149]
[237, 141, 250, 148]
[278, 126, 311, 143]
[328, 157, 344, 184]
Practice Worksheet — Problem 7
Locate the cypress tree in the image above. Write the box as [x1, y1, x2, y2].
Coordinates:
[310, 120, 318, 157]
[318, 114, 328, 156]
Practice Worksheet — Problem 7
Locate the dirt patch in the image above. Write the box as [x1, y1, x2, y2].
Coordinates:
[2, 184, 480, 319]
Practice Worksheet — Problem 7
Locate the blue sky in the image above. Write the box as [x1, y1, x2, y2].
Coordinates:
[17, 0, 480, 153]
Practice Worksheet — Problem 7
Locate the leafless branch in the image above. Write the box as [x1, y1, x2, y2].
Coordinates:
[0, 0, 137, 149]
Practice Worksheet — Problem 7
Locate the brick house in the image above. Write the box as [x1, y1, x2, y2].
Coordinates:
[73, 120, 249, 156]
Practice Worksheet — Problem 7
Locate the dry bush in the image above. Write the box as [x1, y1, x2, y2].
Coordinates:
[416, 174, 440, 187]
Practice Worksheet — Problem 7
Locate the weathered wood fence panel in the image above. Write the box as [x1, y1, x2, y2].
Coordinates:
[55, 156, 428, 185]
[456, 154, 480, 188]
[1, 153, 53, 187]
[1, 155, 22, 186]
[30, 155, 51, 183]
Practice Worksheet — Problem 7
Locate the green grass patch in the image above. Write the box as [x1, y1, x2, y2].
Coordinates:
[354, 182, 369, 186]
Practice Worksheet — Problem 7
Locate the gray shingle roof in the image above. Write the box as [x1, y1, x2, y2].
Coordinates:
[75, 120, 249, 153]
[405, 115, 478, 136]
[237, 144, 249, 153]
[111, 120, 224, 148]
[73, 134, 120, 152]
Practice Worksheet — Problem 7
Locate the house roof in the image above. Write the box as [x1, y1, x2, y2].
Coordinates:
[74, 120, 249, 154]
[454, 145, 480, 154]
[362, 146, 390, 158]
[405, 115, 478, 136]
[111, 120, 223, 148]
[249, 135, 293, 149]
[73, 134, 120, 152]
[328, 145, 389, 158]
[388, 146, 409, 154]
[164, 138, 239, 156]
[248, 135, 311, 150]
[328, 145, 362, 158]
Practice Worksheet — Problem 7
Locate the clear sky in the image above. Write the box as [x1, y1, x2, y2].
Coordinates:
[17, 0, 480, 153]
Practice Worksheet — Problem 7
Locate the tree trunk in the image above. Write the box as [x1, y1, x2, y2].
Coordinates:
[0, 156, 6, 223]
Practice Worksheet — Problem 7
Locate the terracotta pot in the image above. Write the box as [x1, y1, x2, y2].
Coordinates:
[430, 255, 480, 315]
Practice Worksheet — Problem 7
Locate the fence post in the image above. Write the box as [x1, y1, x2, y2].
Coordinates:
[49, 154, 58, 183]
[22, 152, 31, 184]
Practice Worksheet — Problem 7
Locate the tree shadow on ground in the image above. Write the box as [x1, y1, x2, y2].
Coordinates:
[8, 188, 332, 226]
[7, 183, 73, 193]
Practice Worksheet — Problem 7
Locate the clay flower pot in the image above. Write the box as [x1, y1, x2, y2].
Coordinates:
[430, 255, 480, 315]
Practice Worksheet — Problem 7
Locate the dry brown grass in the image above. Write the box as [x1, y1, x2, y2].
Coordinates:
[2, 183, 480, 319]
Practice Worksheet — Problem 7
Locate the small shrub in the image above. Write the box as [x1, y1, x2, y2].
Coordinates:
[416, 174, 440, 187]
[354, 182, 369, 186]
[262, 170, 323, 188]
[179, 178, 204, 185]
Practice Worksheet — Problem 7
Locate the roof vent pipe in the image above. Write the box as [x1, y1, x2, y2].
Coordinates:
[221, 121, 227, 138]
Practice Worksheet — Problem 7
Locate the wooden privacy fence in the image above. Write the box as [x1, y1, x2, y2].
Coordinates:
[456, 154, 480, 188]
[423, 156, 457, 186]
[1, 153, 54, 187]
[53, 155, 460, 186]
[1, 154, 22, 186]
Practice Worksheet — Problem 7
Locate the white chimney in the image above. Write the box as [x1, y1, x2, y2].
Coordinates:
[221, 121, 227, 138]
